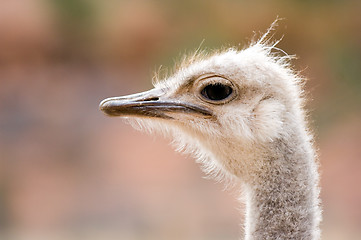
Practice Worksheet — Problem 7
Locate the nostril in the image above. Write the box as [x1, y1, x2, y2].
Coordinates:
[144, 97, 159, 101]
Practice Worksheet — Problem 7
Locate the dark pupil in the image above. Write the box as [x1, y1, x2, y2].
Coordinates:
[201, 84, 233, 101]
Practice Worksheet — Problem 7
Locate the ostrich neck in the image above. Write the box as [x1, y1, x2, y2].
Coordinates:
[241, 135, 321, 240]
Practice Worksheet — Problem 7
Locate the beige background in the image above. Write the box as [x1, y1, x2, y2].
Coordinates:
[0, 0, 360, 239]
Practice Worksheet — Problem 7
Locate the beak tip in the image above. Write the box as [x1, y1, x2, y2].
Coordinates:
[99, 99, 107, 110]
[99, 98, 116, 116]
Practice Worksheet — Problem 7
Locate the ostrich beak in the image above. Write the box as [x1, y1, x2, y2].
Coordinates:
[99, 88, 212, 119]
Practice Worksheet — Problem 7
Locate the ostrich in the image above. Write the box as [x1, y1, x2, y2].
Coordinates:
[99, 26, 321, 239]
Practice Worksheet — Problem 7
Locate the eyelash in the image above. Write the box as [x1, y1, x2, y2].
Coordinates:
[195, 75, 236, 104]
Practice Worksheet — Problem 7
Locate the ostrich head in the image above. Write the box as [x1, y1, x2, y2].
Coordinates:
[100, 25, 322, 239]
[100, 36, 307, 183]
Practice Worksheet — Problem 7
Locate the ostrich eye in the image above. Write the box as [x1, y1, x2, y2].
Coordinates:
[201, 83, 233, 101]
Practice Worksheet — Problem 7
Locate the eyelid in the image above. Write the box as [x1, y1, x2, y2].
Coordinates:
[196, 74, 233, 88]
[197, 74, 229, 82]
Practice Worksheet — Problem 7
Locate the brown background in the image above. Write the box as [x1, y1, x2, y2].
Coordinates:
[0, 0, 360, 239]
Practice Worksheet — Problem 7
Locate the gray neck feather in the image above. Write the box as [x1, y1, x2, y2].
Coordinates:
[243, 133, 321, 240]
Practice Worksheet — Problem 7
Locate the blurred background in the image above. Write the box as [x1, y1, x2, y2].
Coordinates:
[0, 0, 360, 239]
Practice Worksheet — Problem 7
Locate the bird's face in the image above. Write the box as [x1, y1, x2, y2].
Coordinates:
[101, 47, 292, 141]
[100, 46, 298, 177]
[100, 72, 240, 143]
